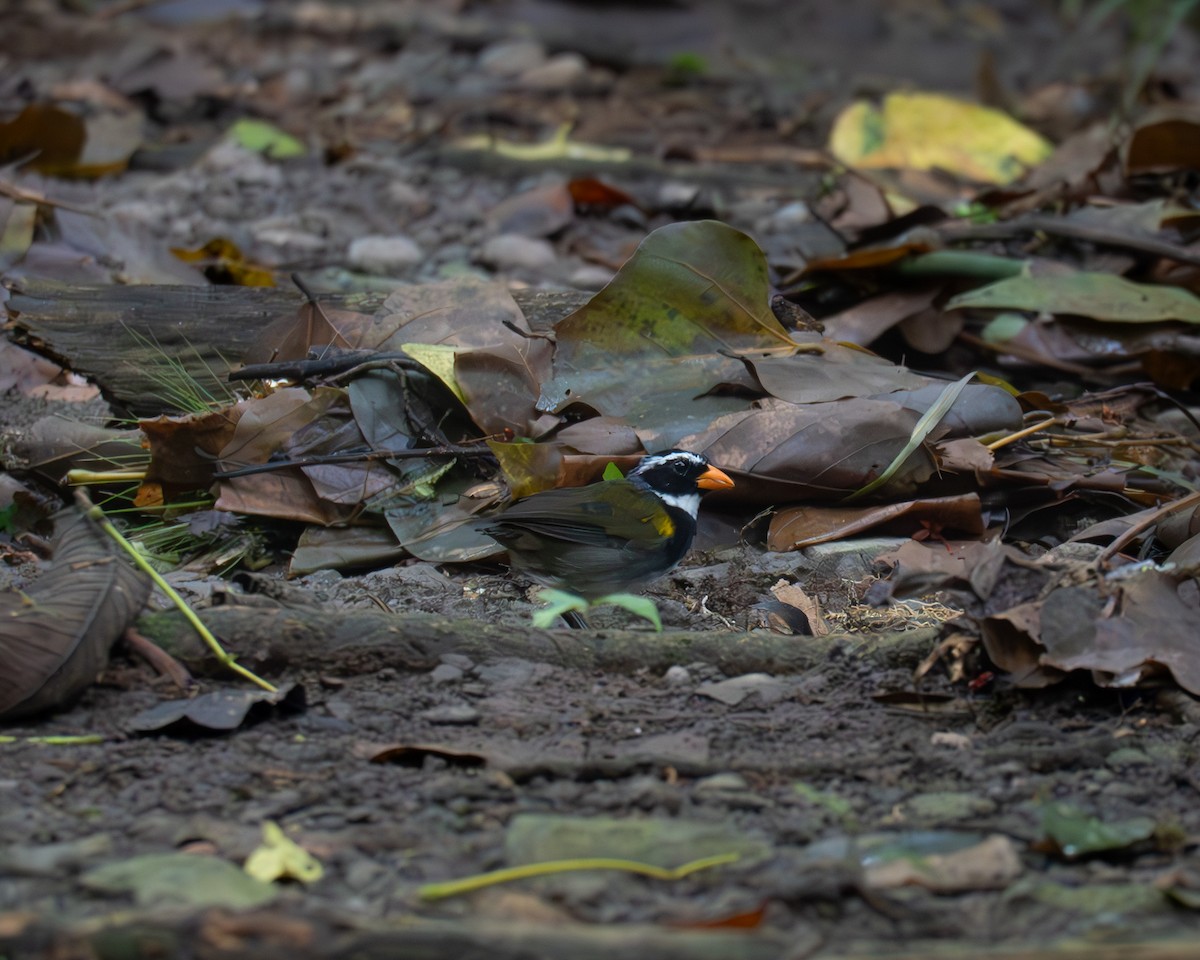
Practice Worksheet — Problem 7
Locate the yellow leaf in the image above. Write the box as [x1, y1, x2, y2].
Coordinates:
[454, 123, 631, 163]
[243, 821, 323, 885]
[829, 92, 1052, 185]
[401, 343, 467, 404]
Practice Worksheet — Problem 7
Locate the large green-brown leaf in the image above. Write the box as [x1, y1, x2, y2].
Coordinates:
[540, 220, 795, 448]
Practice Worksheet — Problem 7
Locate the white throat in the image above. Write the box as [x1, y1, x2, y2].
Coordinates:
[658, 491, 700, 519]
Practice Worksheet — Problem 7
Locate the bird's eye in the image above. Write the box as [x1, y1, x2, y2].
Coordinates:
[674, 460, 689, 474]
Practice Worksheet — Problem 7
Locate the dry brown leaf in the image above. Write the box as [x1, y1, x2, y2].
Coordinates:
[0, 507, 151, 719]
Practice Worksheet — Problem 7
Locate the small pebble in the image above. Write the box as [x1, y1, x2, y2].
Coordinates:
[568, 265, 614, 290]
[347, 234, 424, 274]
[419, 704, 481, 725]
[664, 665, 691, 685]
[518, 52, 588, 89]
[695, 772, 749, 793]
[477, 233, 557, 271]
[430, 664, 464, 684]
[930, 731, 972, 750]
[478, 39, 546, 78]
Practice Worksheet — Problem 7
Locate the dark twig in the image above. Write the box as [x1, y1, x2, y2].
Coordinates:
[941, 215, 1200, 267]
[230, 352, 424, 382]
[212, 443, 497, 479]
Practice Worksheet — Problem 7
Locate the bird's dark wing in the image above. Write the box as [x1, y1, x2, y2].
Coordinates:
[480, 480, 672, 548]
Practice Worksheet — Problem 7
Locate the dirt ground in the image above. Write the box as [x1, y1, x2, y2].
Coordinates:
[5, 1, 1200, 957]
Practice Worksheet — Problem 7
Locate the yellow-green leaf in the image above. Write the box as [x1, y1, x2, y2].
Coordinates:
[947, 272, 1200, 323]
[401, 343, 467, 403]
[829, 92, 1052, 185]
[244, 821, 324, 884]
[229, 119, 305, 159]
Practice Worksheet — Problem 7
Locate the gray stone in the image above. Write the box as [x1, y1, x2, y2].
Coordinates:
[663, 665, 691, 685]
[519, 52, 588, 89]
[695, 772, 749, 793]
[478, 39, 546, 78]
[477, 233, 557, 271]
[419, 704, 480, 725]
[347, 234, 424, 274]
[429, 664, 464, 684]
[568, 265, 614, 290]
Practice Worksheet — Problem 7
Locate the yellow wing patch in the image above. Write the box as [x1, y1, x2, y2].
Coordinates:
[645, 511, 675, 539]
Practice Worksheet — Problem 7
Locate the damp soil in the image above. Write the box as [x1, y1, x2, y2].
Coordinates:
[3, 540, 1200, 957]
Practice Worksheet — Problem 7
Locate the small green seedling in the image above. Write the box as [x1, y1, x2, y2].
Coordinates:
[533, 588, 663, 631]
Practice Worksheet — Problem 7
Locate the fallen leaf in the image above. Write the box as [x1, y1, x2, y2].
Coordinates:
[948, 270, 1200, 323]
[243, 821, 323, 884]
[81, 853, 277, 909]
[865, 834, 1022, 892]
[830, 92, 1052, 185]
[127, 683, 304, 734]
[1039, 801, 1156, 858]
[0, 507, 151, 720]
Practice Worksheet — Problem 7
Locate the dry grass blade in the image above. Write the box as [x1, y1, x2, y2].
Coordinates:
[844, 371, 977, 502]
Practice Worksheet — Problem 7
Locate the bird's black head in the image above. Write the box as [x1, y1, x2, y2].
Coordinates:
[628, 449, 734, 501]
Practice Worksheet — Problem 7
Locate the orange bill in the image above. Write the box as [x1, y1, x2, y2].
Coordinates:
[696, 465, 734, 490]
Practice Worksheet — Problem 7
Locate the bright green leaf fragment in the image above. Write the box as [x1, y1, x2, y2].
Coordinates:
[244, 820, 324, 884]
[532, 588, 662, 630]
[602, 461, 625, 481]
[532, 588, 591, 628]
[229, 119, 306, 159]
[980, 312, 1029, 344]
[1040, 801, 1157, 858]
[593, 593, 662, 631]
[82, 853, 278, 908]
[947, 272, 1200, 323]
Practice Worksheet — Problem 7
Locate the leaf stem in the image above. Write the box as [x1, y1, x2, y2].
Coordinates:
[75, 490, 277, 693]
[420, 852, 740, 900]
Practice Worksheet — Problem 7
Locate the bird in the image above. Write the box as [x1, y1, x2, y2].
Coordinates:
[478, 449, 734, 604]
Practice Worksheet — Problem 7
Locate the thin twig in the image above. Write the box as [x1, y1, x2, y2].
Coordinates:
[941, 214, 1200, 268]
[1096, 489, 1200, 568]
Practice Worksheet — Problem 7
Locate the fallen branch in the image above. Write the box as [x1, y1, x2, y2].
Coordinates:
[137, 606, 940, 678]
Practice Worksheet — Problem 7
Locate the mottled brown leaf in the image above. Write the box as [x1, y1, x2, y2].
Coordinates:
[0, 508, 151, 719]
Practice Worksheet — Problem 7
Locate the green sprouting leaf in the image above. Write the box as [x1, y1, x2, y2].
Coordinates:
[229, 119, 305, 159]
[532, 588, 591, 628]
[593, 592, 662, 631]
[947, 272, 1200, 323]
[531, 589, 662, 630]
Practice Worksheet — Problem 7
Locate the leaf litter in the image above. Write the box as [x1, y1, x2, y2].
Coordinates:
[4, 2, 1200, 956]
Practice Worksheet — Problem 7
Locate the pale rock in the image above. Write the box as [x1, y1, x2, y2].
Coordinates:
[478, 39, 546, 78]
[518, 52, 588, 90]
[664, 665, 691, 685]
[568, 265, 614, 290]
[348, 234, 424, 274]
[478, 233, 557, 271]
